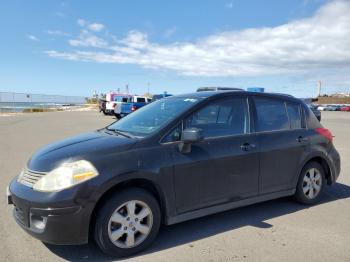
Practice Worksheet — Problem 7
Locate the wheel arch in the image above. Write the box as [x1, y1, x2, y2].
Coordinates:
[297, 153, 333, 186]
[89, 177, 168, 240]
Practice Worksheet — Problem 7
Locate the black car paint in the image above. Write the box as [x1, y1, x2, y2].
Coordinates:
[28, 132, 137, 172]
[8, 91, 340, 245]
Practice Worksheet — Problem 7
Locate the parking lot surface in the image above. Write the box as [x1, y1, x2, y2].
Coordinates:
[1, 111, 349, 262]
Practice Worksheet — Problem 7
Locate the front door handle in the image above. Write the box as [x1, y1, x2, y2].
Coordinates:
[296, 136, 308, 143]
[240, 143, 256, 151]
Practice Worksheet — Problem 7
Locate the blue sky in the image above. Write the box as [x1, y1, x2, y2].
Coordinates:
[1, 0, 349, 97]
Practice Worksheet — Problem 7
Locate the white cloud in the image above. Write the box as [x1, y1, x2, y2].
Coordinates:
[68, 31, 107, 48]
[87, 23, 105, 32]
[118, 31, 149, 49]
[226, 1, 234, 9]
[47, 1, 350, 82]
[77, 19, 87, 27]
[27, 35, 39, 41]
[46, 30, 70, 36]
[77, 19, 105, 32]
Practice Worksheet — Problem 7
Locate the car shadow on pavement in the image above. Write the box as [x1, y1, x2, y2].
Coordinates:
[45, 182, 350, 261]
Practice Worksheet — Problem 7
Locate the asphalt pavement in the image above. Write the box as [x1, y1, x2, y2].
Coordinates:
[0, 111, 349, 262]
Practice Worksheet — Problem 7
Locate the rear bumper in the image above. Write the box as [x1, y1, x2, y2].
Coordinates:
[8, 179, 95, 245]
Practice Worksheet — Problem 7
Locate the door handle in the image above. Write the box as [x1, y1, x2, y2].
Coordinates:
[296, 136, 308, 143]
[240, 143, 256, 151]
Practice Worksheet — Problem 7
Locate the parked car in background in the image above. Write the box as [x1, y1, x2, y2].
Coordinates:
[98, 99, 107, 115]
[112, 94, 132, 119]
[104, 93, 135, 116]
[326, 105, 337, 111]
[318, 105, 337, 111]
[316, 105, 327, 111]
[119, 96, 150, 118]
[340, 106, 350, 111]
[308, 104, 321, 121]
[334, 105, 341, 111]
[105, 93, 119, 115]
[338, 106, 343, 111]
[8, 91, 340, 257]
[334, 105, 343, 111]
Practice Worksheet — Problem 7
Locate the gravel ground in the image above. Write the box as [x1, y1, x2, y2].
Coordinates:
[0, 111, 349, 262]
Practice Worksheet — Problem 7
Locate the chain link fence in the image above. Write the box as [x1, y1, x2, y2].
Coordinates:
[0, 92, 86, 113]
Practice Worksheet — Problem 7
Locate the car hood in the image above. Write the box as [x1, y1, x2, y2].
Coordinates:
[27, 131, 137, 172]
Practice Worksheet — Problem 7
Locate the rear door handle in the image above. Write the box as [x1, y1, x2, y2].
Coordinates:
[240, 143, 256, 151]
[296, 136, 308, 143]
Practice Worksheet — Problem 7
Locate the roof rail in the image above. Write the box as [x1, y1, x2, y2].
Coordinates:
[197, 87, 244, 92]
[269, 92, 294, 97]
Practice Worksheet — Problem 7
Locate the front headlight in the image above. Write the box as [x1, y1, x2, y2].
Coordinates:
[33, 160, 98, 192]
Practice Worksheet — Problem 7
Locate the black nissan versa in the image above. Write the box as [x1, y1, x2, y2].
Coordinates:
[7, 91, 340, 257]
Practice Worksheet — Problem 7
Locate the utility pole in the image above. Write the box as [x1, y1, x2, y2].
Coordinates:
[317, 80, 322, 97]
[125, 84, 129, 94]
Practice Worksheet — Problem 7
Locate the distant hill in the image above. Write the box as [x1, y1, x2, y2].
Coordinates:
[315, 96, 350, 104]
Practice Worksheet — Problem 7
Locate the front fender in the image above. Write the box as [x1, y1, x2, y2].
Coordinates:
[90, 164, 175, 225]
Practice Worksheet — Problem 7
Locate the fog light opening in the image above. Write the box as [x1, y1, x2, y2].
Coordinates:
[30, 214, 47, 231]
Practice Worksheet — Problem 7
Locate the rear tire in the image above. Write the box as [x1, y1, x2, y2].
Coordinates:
[294, 161, 326, 204]
[93, 188, 161, 257]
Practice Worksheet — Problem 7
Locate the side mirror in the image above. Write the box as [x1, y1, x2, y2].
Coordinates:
[182, 128, 203, 143]
[178, 128, 203, 153]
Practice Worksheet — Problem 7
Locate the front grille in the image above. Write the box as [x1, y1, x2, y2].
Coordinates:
[17, 169, 45, 188]
[14, 206, 25, 225]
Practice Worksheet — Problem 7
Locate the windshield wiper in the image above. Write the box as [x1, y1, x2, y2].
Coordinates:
[107, 128, 134, 138]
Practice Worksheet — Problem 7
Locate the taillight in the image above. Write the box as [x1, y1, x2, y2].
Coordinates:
[113, 103, 116, 108]
[315, 128, 333, 143]
[131, 106, 136, 111]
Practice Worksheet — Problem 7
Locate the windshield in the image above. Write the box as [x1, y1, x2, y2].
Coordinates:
[114, 96, 130, 102]
[136, 97, 146, 103]
[107, 96, 201, 137]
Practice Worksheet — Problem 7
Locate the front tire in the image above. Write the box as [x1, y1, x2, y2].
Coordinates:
[94, 188, 161, 257]
[294, 161, 326, 204]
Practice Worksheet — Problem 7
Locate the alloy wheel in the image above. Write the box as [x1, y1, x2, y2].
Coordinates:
[302, 168, 322, 199]
[108, 200, 153, 249]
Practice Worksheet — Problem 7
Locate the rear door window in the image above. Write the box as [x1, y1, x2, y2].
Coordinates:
[253, 97, 289, 132]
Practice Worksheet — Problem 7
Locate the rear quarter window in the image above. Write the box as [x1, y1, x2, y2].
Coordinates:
[305, 105, 322, 128]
